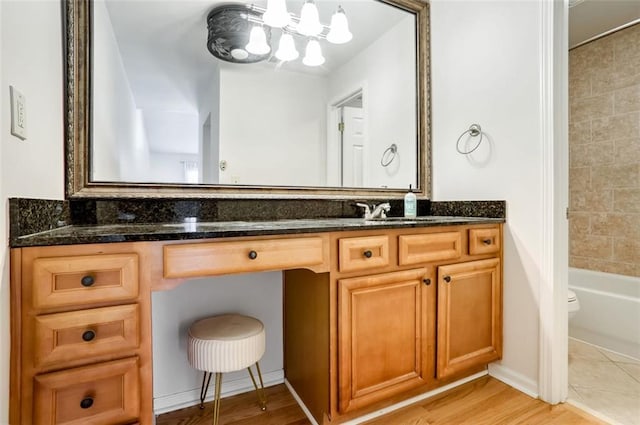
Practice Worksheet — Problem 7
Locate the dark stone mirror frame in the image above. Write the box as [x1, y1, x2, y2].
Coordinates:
[63, 0, 431, 199]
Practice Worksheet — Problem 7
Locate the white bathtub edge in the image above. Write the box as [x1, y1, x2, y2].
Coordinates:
[569, 268, 640, 360]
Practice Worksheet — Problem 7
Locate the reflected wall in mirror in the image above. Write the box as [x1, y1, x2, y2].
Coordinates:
[64, 0, 430, 198]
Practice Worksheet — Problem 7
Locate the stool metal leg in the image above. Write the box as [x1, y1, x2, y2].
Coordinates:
[212, 372, 222, 425]
[247, 362, 267, 411]
[199, 372, 212, 409]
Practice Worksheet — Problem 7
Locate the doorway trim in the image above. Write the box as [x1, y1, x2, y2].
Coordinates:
[538, 0, 569, 404]
[326, 82, 369, 187]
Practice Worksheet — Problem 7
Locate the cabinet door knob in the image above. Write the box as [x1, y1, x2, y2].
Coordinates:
[80, 275, 95, 287]
[363, 250, 373, 258]
[248, 250, 258, 260]
[443, 275, 452, 283]
[82, 330, 96, 342]
[482, 239, 492, 245]
[423, 278, 431, 285]
[80, 397, 94, 409]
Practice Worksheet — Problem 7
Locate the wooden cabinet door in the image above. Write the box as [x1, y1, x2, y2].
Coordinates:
[436, 258, 502, 379]
[338, 268, 432, 413]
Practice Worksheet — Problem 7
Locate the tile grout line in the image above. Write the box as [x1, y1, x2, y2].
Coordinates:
[569, 339, 640, 424]
[598, 349, 640, 384]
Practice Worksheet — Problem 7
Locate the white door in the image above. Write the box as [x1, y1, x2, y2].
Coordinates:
[342, 106, 365, 187]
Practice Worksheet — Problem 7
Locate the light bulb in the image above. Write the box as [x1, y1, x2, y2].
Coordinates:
[246, 26, 271, 55]
[302, 39, 325, 66]
[276, 33, 299, 61]
[231, 48, 249, 60]
[327, 6, 352, 44]
[297, 0, 323, 36]
[263, 0, 290, 28]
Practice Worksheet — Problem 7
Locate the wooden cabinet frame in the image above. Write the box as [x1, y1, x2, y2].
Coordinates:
[11, 224, 502, 425]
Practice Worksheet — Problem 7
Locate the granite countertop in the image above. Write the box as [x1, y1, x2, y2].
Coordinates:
[11, 216, 505, 248]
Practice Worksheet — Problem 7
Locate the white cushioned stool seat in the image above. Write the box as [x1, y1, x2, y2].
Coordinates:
[188, 314, 265, 373]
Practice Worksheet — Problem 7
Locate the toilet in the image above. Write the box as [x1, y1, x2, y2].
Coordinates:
[568, 289, 580, 319]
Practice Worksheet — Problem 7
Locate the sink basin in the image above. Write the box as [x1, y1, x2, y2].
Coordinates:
[366, 216, 442, 222]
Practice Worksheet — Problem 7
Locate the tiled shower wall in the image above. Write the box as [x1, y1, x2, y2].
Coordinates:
[569, 23, 640, 278]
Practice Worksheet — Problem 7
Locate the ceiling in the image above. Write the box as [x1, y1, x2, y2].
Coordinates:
[104, 0, 407, 109]
[569, 0, 640, 48]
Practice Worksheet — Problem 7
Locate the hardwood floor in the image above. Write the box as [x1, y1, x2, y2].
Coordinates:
[364, 376, 608, 425]
[155, 384, 309, 425]
[156, 376, 607, 425]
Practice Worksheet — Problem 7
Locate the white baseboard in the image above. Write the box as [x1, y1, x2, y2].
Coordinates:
[286, 371, 488, 425]
[153, 369, 284, 415]
[488, 363, 538, 399]
[285, 379, 320, 425]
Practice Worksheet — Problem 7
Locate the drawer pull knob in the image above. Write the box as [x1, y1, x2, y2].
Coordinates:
[423, 278, 431, 286]
[482, 239, 492, 245]
[363, 250, 373, 258]
[82, 330, 96, 342]
[443, 276, 452, 283]
[248, 250, 258, 260]
[80, 275, 95, 287]
[80, 397, 94, 409]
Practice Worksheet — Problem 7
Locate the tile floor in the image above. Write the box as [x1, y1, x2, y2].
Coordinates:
[568, 338, 640, 425]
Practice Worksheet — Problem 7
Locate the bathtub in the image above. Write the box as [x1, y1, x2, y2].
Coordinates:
[569, 268, 640, 360]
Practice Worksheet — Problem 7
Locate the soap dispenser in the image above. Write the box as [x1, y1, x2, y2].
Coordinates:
[404, 185, 417, 218]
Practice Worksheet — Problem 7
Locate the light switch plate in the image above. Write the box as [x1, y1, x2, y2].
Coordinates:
[10, 86, 27, 140]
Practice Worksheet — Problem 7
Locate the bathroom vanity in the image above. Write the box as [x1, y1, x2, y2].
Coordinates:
[7, 1, 507, 422]
[9, 215, 503, 424]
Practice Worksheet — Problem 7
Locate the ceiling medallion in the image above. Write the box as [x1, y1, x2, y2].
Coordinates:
[207, 5, 272, 64]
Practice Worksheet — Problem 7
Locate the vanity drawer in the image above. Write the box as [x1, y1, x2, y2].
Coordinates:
[32, 254, 139, 310]
[33, 357, 140, 425]
[163, 236, 327, 278]
[398, 232, 462, 265]
[469, 227, 500, 255]
[338, 235, 390, 273]
[33, 304, 140, 369]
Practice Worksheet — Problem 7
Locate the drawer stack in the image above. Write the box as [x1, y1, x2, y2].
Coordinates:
[12, 244, 151, 425]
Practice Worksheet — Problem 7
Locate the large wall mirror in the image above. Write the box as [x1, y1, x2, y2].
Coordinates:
[64, 0, 430, 198]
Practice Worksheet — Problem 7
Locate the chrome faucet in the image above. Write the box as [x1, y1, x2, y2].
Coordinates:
[356, 202, 391, 220]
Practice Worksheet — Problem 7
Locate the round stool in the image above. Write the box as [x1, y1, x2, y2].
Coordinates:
[187, 314, 267, 424]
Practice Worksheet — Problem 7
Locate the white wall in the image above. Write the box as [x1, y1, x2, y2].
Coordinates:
[0, 2, 65, 423]
[219, 66, 327, 186]
[431, 0, 545, 393]
[148, 151, 200, 184]
[119, 109, 152, 182]
[198, 66, 221, 184]
[93, 0, 146, 182]
[328, 16, 417, 190]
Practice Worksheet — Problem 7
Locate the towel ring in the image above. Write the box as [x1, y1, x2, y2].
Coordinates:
[456, 124, 484, 154]
[381, 144, 398, 167]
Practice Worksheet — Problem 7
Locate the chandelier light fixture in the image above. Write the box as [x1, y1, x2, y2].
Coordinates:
[206, 2, 352, 67]
[262, 0, 291, 27]
[275, 32, 300, 61]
